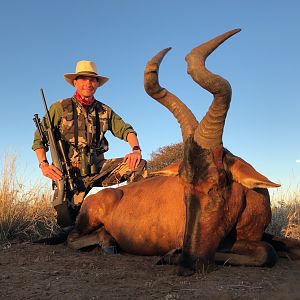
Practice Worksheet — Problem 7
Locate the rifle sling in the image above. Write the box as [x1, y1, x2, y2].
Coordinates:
[94, 105, 100, 148]
[72, 100, 79, 149]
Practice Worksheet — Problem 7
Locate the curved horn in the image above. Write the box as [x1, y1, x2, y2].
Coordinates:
[185, 29, 241, 149]
[144, 47, 198, 141]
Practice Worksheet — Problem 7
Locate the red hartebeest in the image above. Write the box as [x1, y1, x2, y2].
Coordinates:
[67, 29, 300, 275]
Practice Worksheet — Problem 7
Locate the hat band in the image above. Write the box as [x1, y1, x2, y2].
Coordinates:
[76, 71, 98, 75]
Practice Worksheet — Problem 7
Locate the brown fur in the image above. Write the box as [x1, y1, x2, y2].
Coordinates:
[69, 176, 186, 255]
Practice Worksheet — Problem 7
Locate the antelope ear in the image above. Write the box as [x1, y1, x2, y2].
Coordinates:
[224, 150, 281, 189]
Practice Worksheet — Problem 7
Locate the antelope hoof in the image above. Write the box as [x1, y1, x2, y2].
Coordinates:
[156, 248, 181, 265]
[177, 266, 196, 277]
[102, 245, 119, 254]
[178, 254, 217, 276]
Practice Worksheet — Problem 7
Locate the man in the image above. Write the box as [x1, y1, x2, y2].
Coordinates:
[32, 60, 147, 228]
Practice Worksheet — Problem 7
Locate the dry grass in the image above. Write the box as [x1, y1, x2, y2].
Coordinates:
[267, 189, 300, 239]
[0, 154, 57, 242]
[0, 155, 299, 242]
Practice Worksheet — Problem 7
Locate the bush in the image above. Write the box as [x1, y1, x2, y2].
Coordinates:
[147, 142, 183, 172]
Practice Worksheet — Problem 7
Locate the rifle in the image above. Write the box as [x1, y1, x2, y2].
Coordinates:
[33, 88, 77, 207]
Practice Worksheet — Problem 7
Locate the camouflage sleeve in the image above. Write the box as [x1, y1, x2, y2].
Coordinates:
[31, 102, 63, 151]
[108, 107, 137, 141]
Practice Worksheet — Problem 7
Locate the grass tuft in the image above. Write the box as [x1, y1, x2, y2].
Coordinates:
[0, 154, 57, 242]
[267, 189, 300, 239]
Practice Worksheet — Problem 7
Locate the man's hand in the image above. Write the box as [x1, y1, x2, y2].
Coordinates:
[40, 163, 63, 181]
[35, 148, 63, 181]
[123, 151, 142, 170]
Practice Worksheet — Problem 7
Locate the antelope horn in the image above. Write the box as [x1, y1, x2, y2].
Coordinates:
[185, 29, 241, 149]
[144, 47, 198, 141]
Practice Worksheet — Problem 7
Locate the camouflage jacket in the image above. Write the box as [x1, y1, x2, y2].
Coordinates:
[32, 97, 136, 162]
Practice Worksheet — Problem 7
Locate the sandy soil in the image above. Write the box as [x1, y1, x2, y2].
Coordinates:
[1, 241, 300, 300]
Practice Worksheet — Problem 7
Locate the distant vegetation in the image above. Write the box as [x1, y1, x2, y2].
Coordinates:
[148, 142, 183, 172]
[0, 151, 299, 243]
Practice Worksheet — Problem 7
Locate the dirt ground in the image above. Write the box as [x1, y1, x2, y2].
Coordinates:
[1, 241, 300, 300]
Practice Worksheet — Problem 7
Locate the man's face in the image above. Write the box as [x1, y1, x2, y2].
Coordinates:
[73, 76, 99, 98]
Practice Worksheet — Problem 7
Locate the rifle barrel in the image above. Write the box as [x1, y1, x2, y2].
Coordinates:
[40, 88, 53, 130]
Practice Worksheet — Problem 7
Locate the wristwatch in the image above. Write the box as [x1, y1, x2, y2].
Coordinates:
[132, 146, 141, 152]
[39, 159, 49, 168]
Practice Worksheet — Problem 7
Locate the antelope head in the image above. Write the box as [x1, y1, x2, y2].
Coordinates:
[144, 29, 262, 275]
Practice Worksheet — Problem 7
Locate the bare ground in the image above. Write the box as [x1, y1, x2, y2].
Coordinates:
[1, 241, 300, 300]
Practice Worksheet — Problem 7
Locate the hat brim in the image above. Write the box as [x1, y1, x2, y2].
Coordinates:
[64, 73, 109, 87]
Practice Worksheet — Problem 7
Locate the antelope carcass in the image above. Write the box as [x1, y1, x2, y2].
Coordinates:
[67, 29, 300, 275]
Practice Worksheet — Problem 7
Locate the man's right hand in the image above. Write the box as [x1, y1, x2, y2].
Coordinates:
[40, 163, 63, 181]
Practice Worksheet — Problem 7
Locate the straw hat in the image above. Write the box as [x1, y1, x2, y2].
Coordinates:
[64, 60, 109, 87]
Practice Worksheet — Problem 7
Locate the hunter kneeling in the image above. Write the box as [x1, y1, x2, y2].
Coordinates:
[32, 60, 147, 229]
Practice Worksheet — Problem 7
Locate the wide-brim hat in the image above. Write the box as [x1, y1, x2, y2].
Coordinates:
[64, 60, 109, 87]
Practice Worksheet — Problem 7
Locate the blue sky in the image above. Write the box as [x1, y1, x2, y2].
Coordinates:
[0, 0, 299, 193]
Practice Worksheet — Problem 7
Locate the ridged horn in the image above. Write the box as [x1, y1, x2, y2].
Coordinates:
[144, 47, 198, 141]
[185, 28, 241, 149]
